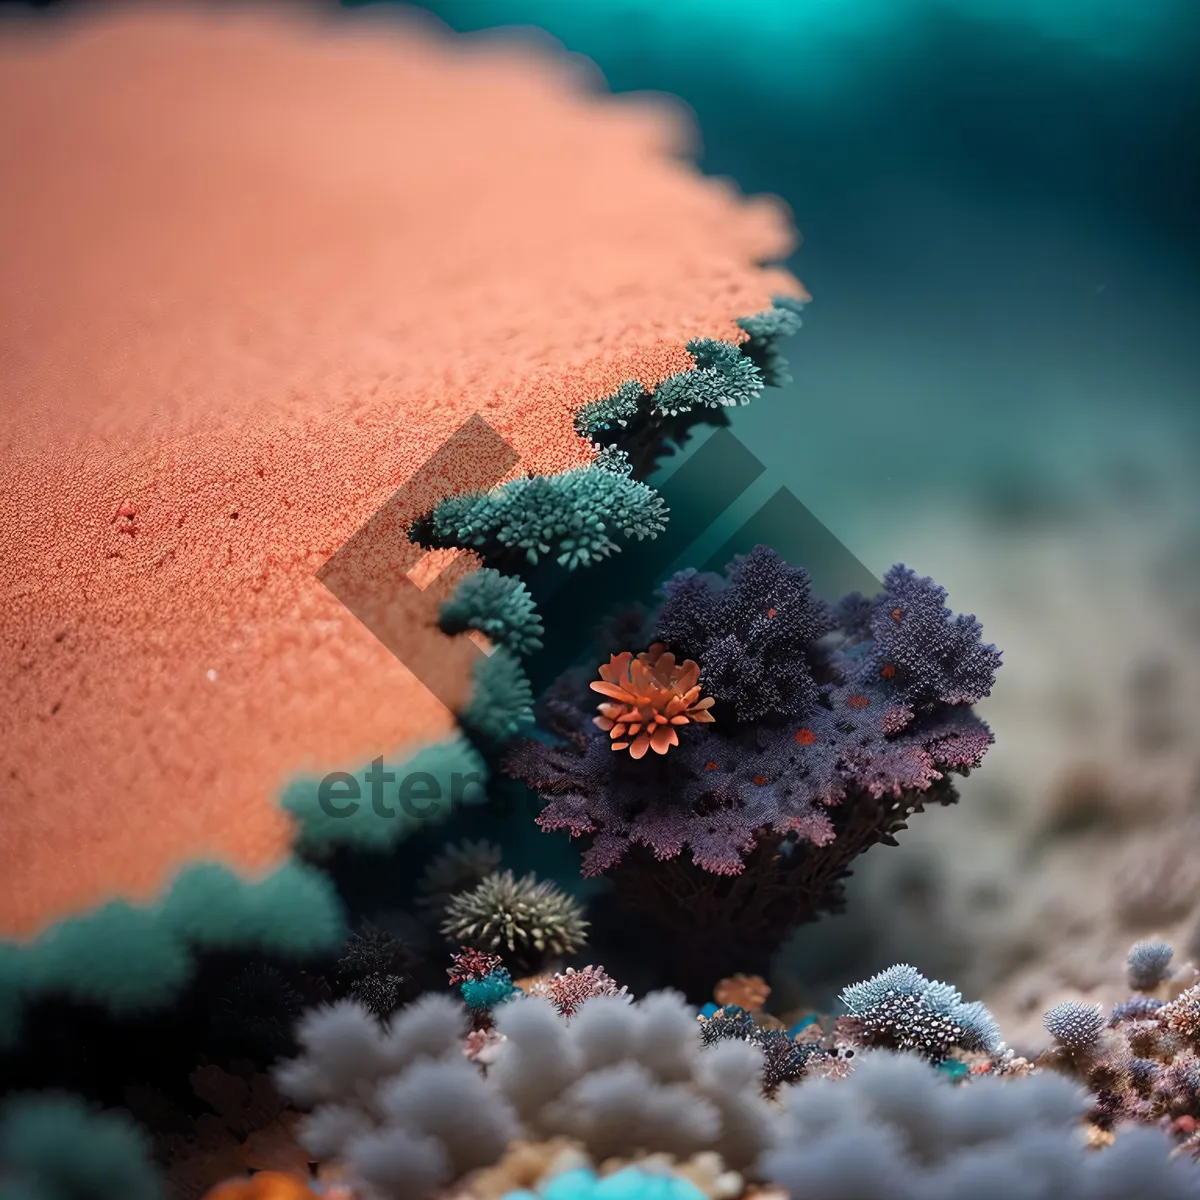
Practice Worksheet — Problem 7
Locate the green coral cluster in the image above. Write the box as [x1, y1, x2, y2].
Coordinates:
[737, 295, 806, 387]
[459, 648, 535, 751]
[574, 379, 647, 436]
[650, 337, 764, 416]
[0, 860, 344, 1048]
[280, 733, 489, 853]
[413, 455, 668, 570]
[0, 1092, 162, 1200]
[439, 567, 545, 656]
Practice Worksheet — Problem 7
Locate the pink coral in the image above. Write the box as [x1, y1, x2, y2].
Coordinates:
[527, 965, 629, 1018]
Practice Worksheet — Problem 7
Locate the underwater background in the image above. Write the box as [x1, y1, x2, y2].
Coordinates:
[5, 3, 1200, 1193]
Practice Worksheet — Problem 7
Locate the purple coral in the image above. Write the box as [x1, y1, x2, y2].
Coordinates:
[507, 547, 998, 878]
[504, 547, 999, 994]
[655, 546, 835, 722]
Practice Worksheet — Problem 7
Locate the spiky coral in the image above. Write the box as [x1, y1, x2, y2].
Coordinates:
[839, 964, 1003, 1060]
[440, 568, 545, 656]
[590, 643, 715, 758]
[525, 966, 629, 1019]
[410, 451, 667, 571]
[697, 1005, 819, 1097]
[1128, 940, 1175, 991]
[1043, 1001, 1106, 1051]
[336, 924, 416, 1018]
[441, 872, 588, 973]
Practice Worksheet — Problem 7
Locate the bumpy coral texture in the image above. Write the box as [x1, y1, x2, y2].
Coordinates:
[759, 1051, 1200, 1200]
[507, 547, 999, 876]
[440, 569, 546, 657]
[839, 964, 1003, 1060]
[275, 990, 773, 1200]
[412, 451, 669, 570]
[0, 5, 801, 938]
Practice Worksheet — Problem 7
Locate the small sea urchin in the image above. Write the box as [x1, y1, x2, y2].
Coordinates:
[441, 871, 588, 971]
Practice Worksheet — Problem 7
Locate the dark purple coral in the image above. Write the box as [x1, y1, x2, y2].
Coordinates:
[507, 547, 999, 879]
[655, 547, 835, 722]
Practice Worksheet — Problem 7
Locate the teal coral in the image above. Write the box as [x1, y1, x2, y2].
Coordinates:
[440, 568, 545, 656]
[412, 457, 668, 570]
[281, 734, 488, 852]
[460, 967, 517, 1011]
[459, 648, 535, 751]
[503, 1166, 707, 1200]
[0, 1092, 161, 1200]
[651, 338, 764, 416]
[737, 296, 806, 387]
[575, 380, 647, 437]
[0, 859, 343, 1046]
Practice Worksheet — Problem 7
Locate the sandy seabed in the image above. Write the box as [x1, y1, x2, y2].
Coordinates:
[0, 4, 803, 939]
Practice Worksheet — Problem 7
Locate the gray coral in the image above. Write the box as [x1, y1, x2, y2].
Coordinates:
[274, 990, 772, 1200]
[758, 1051, 1200, 1200]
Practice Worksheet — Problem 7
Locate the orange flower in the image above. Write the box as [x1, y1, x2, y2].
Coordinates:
[590, 641, 715, 758]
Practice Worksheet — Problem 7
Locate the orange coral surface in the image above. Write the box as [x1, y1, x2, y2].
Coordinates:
[0, 4, 803, 938]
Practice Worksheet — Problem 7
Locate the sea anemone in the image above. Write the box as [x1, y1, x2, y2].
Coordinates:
[441, 872, 589, 971]
[590, 642, 715, 758]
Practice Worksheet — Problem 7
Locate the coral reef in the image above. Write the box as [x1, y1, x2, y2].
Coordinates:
[0, 0, 797, 952]
[274, 990, 773, 1200]
[1029, 941, 1200, 1152]
[507, 547, 999, 991]
[441, 873, 589, 976]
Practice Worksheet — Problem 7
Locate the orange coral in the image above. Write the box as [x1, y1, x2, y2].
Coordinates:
[590, 642, 715, 758]
[202, 1172, 319, 1200]
[714, 973, 772, 1011]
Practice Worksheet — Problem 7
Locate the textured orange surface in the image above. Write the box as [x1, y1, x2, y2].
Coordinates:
[0, 4, 803, 939]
